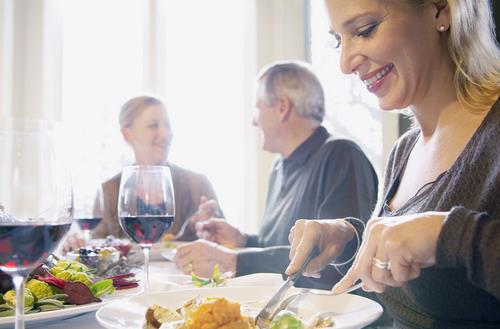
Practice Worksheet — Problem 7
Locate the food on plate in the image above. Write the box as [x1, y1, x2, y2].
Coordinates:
[145, 297, 256, 329]
[0, 258, 138, 317]
[190, 264, 231, 287]
[66, 246, 119, 272]
[145, 296, 336, 329]
[269, 310, 304, 329]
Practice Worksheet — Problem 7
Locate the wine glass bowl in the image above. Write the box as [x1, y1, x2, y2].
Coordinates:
[0, 118, 73, 329]
[118, 165, 174, 292]
[74, 184, 104, 244]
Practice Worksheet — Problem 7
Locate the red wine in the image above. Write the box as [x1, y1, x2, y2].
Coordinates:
[119, 216, 173, 247]
[0, 222, 71, 273]
[76, 217, 102, 231]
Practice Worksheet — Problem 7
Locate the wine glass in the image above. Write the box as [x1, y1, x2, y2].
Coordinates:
[74, 184, 104, 244]
[0, 118, 73, 329]
[117, 165, 175, 293]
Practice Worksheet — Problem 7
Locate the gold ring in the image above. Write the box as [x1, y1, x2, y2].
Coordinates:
[372, 257, 391, 270]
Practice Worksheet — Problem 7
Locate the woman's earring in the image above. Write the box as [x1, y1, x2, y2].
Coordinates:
[439, 25, 446, 32]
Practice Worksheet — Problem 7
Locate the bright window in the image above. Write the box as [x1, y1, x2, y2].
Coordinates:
[61, 0, 250, 229]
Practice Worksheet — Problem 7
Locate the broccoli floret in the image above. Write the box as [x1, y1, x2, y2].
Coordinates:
[70, 272, 93, 287]
[54, 260, 70, 269]
[26, 279, 54, 300]
[54, 269, 93, 287]
[67, 261, 89, 273]
[54, 270, 73, 281]
[3, 289, 35, 308]
[270, 310, 304, 329]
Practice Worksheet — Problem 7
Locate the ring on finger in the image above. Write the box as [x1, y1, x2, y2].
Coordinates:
[372, 257, 391, 270]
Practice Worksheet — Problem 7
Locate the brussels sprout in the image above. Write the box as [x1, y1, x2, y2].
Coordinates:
[270, 310, 304, 329]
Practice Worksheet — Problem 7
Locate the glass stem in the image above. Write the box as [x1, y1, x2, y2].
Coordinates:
[82, 229, 91, 245]
[142, 247, 151, 293]
[12, 274, 26, 329]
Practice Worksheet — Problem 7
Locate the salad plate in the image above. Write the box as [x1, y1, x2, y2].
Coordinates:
[0, 286, 140, 328]
[96, 286, 382, 329]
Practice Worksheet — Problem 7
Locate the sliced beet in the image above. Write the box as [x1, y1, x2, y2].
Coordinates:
[62, 282, 101, 305]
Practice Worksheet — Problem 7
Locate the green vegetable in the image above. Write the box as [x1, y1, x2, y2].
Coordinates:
[67, 261, 90, 273]
[90, 279, 115, 298]
[191, 264, 230, 287]
[54, 270, 93, 287]
[54, 270, 73, 281]
[70, 272, 93, 287]
[26, 279, 54, 300]
[2, 289, 35, 308]
[270, 310, 304, 329]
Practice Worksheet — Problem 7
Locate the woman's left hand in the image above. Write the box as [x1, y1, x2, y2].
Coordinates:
[333, 212, 448, 294]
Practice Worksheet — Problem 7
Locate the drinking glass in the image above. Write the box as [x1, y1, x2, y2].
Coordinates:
[0, 118, 73, 329]
[117, 166, 175, 293]
[74, 184, 104, 244]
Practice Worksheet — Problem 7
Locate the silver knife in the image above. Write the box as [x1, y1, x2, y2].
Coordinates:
[255, 248, 318, 327]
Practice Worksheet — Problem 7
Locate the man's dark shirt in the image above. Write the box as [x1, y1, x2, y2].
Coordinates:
[237, 126, 378, 286]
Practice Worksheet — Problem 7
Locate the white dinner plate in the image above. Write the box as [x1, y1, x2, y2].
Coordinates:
[0, 286, 140, 328]
[149, 272, 285, 290]
[96, 286, 382, 329]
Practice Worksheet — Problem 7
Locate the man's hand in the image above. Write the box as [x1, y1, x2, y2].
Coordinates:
[191, 196, 220, 223]
[195, 218, 247, 248]
[174, 240, 237, 277]
[333, 212, 447, 294]
[286, 219, 356, 277]
[177, 196, 220, 239]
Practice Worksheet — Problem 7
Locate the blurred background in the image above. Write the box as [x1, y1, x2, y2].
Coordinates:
[1, 0, 499, 233]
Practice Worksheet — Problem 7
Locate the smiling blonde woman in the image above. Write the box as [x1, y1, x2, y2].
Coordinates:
[287, 1, 500, 328]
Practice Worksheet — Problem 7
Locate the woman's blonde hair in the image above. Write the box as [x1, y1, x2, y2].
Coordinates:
[119, 96, 165, 129]
[407, 0, 500, 111]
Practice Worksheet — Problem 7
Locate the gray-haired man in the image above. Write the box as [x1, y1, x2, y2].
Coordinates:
[174, 61, 378, 288]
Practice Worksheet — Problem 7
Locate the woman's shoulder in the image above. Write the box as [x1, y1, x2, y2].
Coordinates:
[102, 172, 121, 189]
[169, 163, 208, 183]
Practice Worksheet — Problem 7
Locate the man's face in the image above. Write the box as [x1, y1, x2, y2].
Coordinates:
[252, 79, 283, 153]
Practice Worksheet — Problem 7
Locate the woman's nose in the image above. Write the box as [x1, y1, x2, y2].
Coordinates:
[339, 39, 363, 75]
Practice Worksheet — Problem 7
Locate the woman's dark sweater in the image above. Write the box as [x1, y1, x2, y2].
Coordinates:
[375, 98, 500, 329]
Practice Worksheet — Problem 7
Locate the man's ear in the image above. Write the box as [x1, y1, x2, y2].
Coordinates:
[278, 96, 292, 122]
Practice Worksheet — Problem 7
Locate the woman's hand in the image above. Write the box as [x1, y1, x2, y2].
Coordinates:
[286, 219, 356, 278]
[333, 212, 448, 294]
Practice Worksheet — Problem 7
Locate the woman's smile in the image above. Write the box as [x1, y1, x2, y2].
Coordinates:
[361, 63, 394, 93]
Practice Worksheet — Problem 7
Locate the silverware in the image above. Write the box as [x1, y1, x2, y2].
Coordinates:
[257, 280, 363, 328]
[255, 249, 318, 328]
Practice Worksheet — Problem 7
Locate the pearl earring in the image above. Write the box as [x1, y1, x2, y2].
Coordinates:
[439, 25, 446, 32]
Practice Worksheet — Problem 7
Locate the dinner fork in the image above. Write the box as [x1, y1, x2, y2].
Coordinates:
[270, 280, 363, 318]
